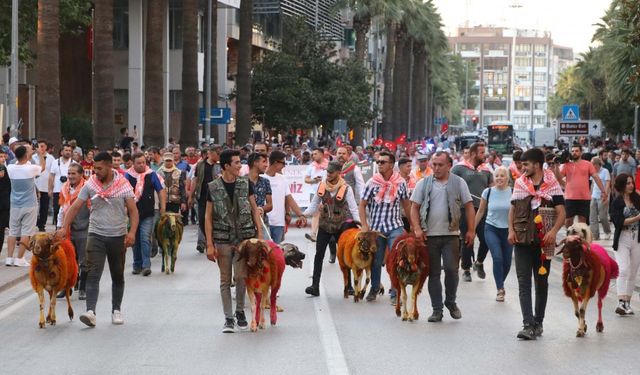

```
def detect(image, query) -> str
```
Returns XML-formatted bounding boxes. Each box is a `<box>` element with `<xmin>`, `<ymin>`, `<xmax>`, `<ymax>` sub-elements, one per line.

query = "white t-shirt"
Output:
<box><xmin>304</xmin><ymin>165</ymin><xmax>326</xmax><ymax>196</ymax></box>
<box><xmin>49</xmin><ymin>158</ymin><xmax>73</xmax><ymax>193</ymax></box>
<box><xmin>7</xmin><ymin>163</ymin><xmax>42</xmax><ymax>208</ymax></box>
<box><xmin>32</xmin><ymin>153</ymin><xmax>53</xmax><ymax>192</ymax></box>
<box><xmin>264</xmin><ymin>173</ymin><xmax>289</xmax><ymax>226</ymax></box>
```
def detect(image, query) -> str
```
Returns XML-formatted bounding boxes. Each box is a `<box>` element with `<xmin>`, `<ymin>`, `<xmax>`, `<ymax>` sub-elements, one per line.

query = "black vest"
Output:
<box><xmin>126</xmin><ymin>174</ymin><xmax>156</xmax><ymax>219</ymax></box>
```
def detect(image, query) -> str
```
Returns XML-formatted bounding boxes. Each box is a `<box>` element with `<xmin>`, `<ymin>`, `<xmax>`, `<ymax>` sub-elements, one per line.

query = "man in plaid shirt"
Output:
<box><xmin>359</xmin><ymin>151</ymin><xmax>411</xmax><ymax>304</ymax></box>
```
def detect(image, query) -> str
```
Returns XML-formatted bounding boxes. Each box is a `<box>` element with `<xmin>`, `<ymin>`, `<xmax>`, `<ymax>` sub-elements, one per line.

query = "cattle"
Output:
<box><xmin>336</xmin><ymin>227</ymin><xmax>379</xmax><ymax>302</ymax></box>
<box><xmin>29</xmin><ymin>233</ymin><xmax>78</xmax><ymax>328</ymax></box>
<box><xmin>558</xmin><ymin>223</ymin><xmax>619</xmax><ymax>337</ymax></box>
<box><xmin>237</xmin><ymin>239</ymin><xmax>286</xmax><ymax>332</ymax></box>
<box><xmin>386</xmin><ymin>234</ymin><xmax>429</xmax><ymax>321</ymax></box>
<box><xmin>155</xmin><ymin>213</ymin><xmax>184</xmax><ymax>274</ymax></box>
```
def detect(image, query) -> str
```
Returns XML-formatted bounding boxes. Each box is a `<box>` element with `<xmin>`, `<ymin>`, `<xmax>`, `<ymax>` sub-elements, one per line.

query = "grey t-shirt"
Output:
<box><xmin>451</xmin><ymin>165</ymin><xmax>493</xmax><ymax>207</ymax></box>
<box><xmin>411</xmin><ymin>176</ymin><xmax>472</xmax><ymax>236</ymax></box>
<box><xmin>78</xmin><ymin>178</ymin><xmax>135</xmax><ymax>237</ymax></box>
<box><xmin>614</xmin><ymin>160</ymin><xmax>636</xmax><ymax>177</ymax></box>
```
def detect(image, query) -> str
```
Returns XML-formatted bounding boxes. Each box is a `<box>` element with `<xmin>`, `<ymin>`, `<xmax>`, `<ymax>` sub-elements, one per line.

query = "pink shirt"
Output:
<box><xmin>560</xmin><ymin>160</ymin><xmax>596</xmax><ymax>200</ymax></box>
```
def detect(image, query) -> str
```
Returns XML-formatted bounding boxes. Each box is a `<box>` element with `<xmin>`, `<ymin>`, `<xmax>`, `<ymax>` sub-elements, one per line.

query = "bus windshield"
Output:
<box><xmin>487</xmin><ymin>122</ymin><xmax>514</xmax><ymax>154</ymax></box>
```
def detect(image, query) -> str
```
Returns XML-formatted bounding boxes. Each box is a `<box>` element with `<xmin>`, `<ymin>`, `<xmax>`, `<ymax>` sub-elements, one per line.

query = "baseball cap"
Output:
<box><xmin>163</xmin><ymin>152</ymin><xmax>174</xmax><ymax>161</ymax></box>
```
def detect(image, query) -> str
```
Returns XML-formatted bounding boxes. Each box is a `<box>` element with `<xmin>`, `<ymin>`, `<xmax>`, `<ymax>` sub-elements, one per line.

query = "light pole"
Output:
<box><xmin>464</xmin><ymin>59</ymin><xmax>469</xmax><ymax>128</ymax></box>
<box><xmin>204</xmin><ymin>0</ymin><xmax>212</xmax><ymax>144</ymax></box>
<box><xmin>8</xmin><ymin>0</ymin><xmax>19</xmax><ymax>135</ymax></box>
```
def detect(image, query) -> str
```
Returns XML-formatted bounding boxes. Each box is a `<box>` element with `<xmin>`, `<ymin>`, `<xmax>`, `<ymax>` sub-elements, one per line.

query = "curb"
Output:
<box><xmin>0</xmin><ymin>272</ymin><xmax>30</xmax><ymax>294</ymax></box>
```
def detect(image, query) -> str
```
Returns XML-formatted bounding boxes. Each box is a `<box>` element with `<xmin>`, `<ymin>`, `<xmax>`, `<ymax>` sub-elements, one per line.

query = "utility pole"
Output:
<box><xmin>204</xmin><ymin>0</ymin><xmax>212</xmax><ymax>144</ymax></box>
<box><xmin>465</xmin><ymin>60</ymin><xmax>469</xmax><ymax>127</ymax></box>
<box><xmin>8</xmin><ymin>0</ymin><xmax>19</xmax><ymax>135</ymax></box>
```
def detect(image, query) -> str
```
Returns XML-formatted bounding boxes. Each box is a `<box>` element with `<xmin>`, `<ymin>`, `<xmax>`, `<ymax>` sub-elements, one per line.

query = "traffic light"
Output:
<box><xmin>472</xmin><ymin>116</ymin><xmax>479</xmax><ymax>127</ymax></box>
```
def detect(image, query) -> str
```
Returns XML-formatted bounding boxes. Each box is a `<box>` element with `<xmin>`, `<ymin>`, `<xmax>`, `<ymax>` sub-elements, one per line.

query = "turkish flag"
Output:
<box><xmin>336</xmin><ymin>138</ymin><xmax>343</xmax><ymax>147</ymax></box>
<box><xmin>373</xmin><ymin>137</ymin><xmax>384</xmax><ymax>146</ymax></box>
<box><xmin>441</xmin><ymin>122</ymin><xmax>449</xmax><ymax>134</ymax></box>
<box><xmin>395</xmin><ymin>133</ymin><xmax>407</xmax><ymax>145</ymax></box>
<box><xmin>383</xmin><ymin>140</ymin><xmax>397</xmax><ymax>151</ymax></box>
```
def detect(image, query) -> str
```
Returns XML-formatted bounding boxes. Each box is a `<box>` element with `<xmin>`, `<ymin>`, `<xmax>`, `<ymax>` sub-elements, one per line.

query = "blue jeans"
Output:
<box><xmin>133</xmin><ymin>216</ymin><xmax>154</xmax><ymax>270</ymax></box>
<box><xmin>371</xmin><ymin>226</ymin><xmax>405</xmax><ymax>298</ymax></box>
<box><xmin>484</xmin><ymin>224</ymin><xmax>513</xmax><ymax>290</ymax></box>
<box><xmin>269</xmin><ymin>226</ymin><xmax>285</xmax><ymax>244</ymax></box>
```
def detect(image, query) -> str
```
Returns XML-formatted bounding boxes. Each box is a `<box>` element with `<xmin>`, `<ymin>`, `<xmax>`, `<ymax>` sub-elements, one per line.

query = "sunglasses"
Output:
<box><xmin>376</xmin><ymin>160</ymin><xmax>390</xmax><ymax>165</ymax></box>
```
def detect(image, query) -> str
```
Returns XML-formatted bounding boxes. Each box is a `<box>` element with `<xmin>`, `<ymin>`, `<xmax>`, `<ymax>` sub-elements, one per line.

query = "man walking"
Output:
<box><xmin>49</xmin><ymin>143</ymin><xmax>74</xmax><ymax>227</ymax></box>
<box><xmin>32</xmin><ymin>140</ymin><xmax>53</xmax><ymax>231</ymax></box>
<box><xmin>337</xmin><ymin>146</ymin><xmax>365</xmax><ymax>200</ymax></box>
<box><xmin>157</xmin><ymin>153</ymin><xmax>187</xmax><ymax>214</ymax></box>
<box><xmin>509</xmin><ymin>148</ymin><xmax>565</xmax><ymax>340</ymax></box>
<box><xmin>204</xmin><ymin>149</ymin><xmax>263</xmax><ymax>333</ymax></box>
<box><xmin>125</xmin><ymin>152</ymin><xmax>166</xmax><ymax>276</ymax></box>
<box><xmin>304</xmin><ymin>147</ymin><xmax>327</xmax><ymax>242</ymax></box>
<box><xmin>190</xmin><ymin>146</ymin><xmax>221</xmax><ymax>253</ymax></box>
<box><xmin>360</xmin><ymin>151</ymin><xmax>411</xmax><ymax>304</ymax></box>
<box><xmin>58</xmin><ymin>152</ymin><xmax>139</xmax><ymax>327</ymax></box>
<box><xmin>451</xmin><ymin>142</ymin><xmax>493</xmax><ymax>282</ymax></box>
<box><xmin>410</xmin><ymin>151</ymin><xmax>474</xmax><ymax>322</ymax></box>
<box><xmin>589</xmin><ymin>157</ymin><xmax>611</xmax><ymax>240</ymax></box>
<box><xmin>6</xmin><ymin>145</ymin><xmax>46</xmax><ymax>266</ymax></box>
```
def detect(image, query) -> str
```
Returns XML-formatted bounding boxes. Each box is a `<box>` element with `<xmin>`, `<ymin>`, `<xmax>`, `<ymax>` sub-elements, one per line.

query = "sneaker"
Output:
<box><xmin>235</xmin><ymin>311</ymin><xmax>248</xmax><ymax>330</ymax></box>
<box><xmin>427</xmin><ymin>311</ymin><xmax>443</xmax><ymax>322</ymax></box>
<box><xmin>78</xmin><ymin>290</ymin><xmax>87</xmax><ymax>300</ymax></box>
<box><xmin>445</xmin><ymin>303</ymin><xmax>462</xmax><ymax>319</ymax></box>
<box><xmin>80</xmin><ymin>310</ymin><xmax>97</xmax><ymax>327</ymax></box>
<box><xmin>624</xmin><ymin>301</ymin><xmax>634</xmax><ymax>315</ymax></box>
<box><xmin>305</xmin><ymin>285</ymin><xmax>320</xmax><ymax>297</ymax></box>
<box><xmin>57</xmin><ymin>289</ymin><xmax>71</xmax><ymax>299</ymax></box>
<box><xmin>329</xmin><ymin>253</ymin><xmax>336</xmax><ymax>264</ymax></box>
<box><xmin>13</xmin><ymin>257</ymin><xmax>30</xmax><ymax>267</ymax></box>
<box><xmin>222</xmin><ymin>318</ymin><xmax>235</xmax><ymax>333</ymax></box>
<box><xmin>475</xmin><ymin>262</ymin><xmax>486</xmax><ymax>279</ymax></box>
<box><xmin>463</xmin><ymin>270</ymin><xmax>472</xmax><ymax>282</ymax></box>
<box><xmin>534</xmin><ymin>322</ymin><xmax>544</xmax><ymax>337</ymax></box>
<box><xmin>196</xmin><ymin>244</ymin><xmax>204</xmax><ymax>253</ymax></box>
<box><xmin>347</xmin><ymin>285</ymin><xmax>355</xmax><ymax>296</ymax></box>
<box><xmin>366</xmin><ymin>289</ymin><xmax>378</xmax><ymax>302</ymax></box>
<box><xmin>305</xmin><ymin>233</ymin><xmax>317</xmax><ymax>242</ymax></box>
<box><xmin>616</xmin><ymin>300</ymin><xmax>627</xmax><ymax>315</ymax></box>
<box><xmin>111</xmin><ymin>310</ymin><xmax>124</xmax><ymax>325</ymax></box>
<box><xmin>496</xmin><ymin>289</ymin><xmax>505</xmax><ymax>302</ymax></box>
<box><xmin>142</xmin><ymin>268</ymin><xmax>151</xmax><ymax>276</ymax></box>
<box><xmin>517</xmin><ymin>325</ymin><xmax>537</xmax><ymax>340</ymax></box>
<box><xmin>4</xmin><ymin>257</ymin><xmax>13</xmax><ymax>266</ymax></box>
<box><xmin>132</xmin><ymin>268</ymin><xmax>142</xmax><ymax>275</ymax></box>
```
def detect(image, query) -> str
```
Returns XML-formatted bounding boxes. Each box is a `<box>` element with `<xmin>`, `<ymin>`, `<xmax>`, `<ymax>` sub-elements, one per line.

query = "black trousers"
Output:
<box><xmin>460</xmin><ymin>207</ymin><xmax>488</xmax><ymax>270</ymax></box>
<box><xmin>52</xmin><ymin>192</ymin><xmax>60</xmax><ymax>226</ymax></box>
<box><xmin>197</xmin><ymin>199</ymin><xmax>207</xmax><ymax>246</ymax></box>
<box><xmin>312</xmin><ymin>228</ymin><xmax>338</xmax><ymax>286</ymax></box>
<box><xmin>514</xmin><ymin>245</ymin><xmax>551</xmax><ymax>326</ymax></box>
<box><xmin>37</xmin><ymin>193</ymin><xmax>50</xmax><ymax>231</ymax></box>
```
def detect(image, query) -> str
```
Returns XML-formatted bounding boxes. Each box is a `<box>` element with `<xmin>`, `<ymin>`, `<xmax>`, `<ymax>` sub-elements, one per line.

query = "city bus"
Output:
<box><xmin>487</xmin><ymin>121</ymin><xmax>514</xmax><ymax>154</ymax></box>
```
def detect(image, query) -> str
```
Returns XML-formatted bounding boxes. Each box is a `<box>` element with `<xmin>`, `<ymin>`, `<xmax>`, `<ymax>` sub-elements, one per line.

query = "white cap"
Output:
<box><xmin>8</xmin><ymin>137</ymin><xmax>18</xmax><ymax>146</ymax></box>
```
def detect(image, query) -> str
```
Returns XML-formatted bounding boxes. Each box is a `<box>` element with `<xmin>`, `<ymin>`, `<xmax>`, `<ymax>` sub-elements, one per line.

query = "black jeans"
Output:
<box><xmin>52</xmin><ymin>192</ymin><xmax>60</xmax><ymax>226</ymax></box>
<box><xmin>197</xmin><ymin>198</ymin><xmax>207</xmax><ymax>246</ymax></box>
<box><xmin>37</xmin><ymin>193</ymin><xmax>50</xmax><ymax>231</ymax></box>
<box><xmin>312</xmin><ymin>228</ymin><xmax>338</xmax><ymax>286</ymax></box>
<box><xmin>514</xmin><ymin>245</ymin><xmax>551</xmax><ymax>326</ymax></box>
<box><xmin>427</xmin><ymin>236</ymin><xmax>461</xmax><ymax>312</ymax></box>
<box><xmin>85</xmin><ymin>234</ymin><xmax>126</xmax><ymax>313</ymax></box>
<box><xmin>460</xmin><ymin>207</ymin><xmax>488</xmax><ymax>270</ymax></box>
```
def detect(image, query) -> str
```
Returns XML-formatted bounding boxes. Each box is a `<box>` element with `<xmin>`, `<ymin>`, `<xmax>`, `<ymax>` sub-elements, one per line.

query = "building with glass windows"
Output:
<box><xmin>449</xmin><ymin>26</ymin><xmax>574</xmax><ymax>132</ymax></box>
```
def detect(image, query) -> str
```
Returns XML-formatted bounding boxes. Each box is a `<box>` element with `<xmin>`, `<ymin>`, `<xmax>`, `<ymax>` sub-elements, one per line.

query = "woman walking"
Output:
<box><xmin>475</xmin><ymin>166</ymin><xmax>512</xmax><ymax>301</ymax></box>
<box><xmin>610</xmin><ymin>173</ymin><xmax>640</xmax><ymax>315</ymax></box>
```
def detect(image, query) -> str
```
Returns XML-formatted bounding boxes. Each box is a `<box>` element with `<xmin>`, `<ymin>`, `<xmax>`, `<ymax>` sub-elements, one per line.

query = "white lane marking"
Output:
<box><xmin>307</xmin><ymin>248</ymin><xmax>350</xmax><ymax>375</ymax></box>
<box><xmin>0</xmin><ymin>292</ymin><xmax>35</xmax><ymax>321</ymax></box>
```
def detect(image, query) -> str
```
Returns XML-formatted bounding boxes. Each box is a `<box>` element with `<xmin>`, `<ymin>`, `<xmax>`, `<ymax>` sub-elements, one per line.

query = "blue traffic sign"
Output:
<box><xmin>199</xmin><ymin>107</ymin><xmax>231</xmax><ymax>124</ymax></box>
<box><xmin>562</xmin><ymin>105</ymin><xmax>580</xmax><ymax>121</ymax></box>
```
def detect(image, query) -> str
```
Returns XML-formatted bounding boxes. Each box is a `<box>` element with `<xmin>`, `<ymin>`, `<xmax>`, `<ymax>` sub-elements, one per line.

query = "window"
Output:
<box><xmin>534</xmin><ymin>72</ymin><xmax>546</xmax><ymax>82</ymax></box>
<box><xmin>534</xmin><ymin>57</ymin><xmax>547</xmax><ymax>67</ymax></box>
<box><xmin>484</xmin><ymin>100</ymin><xmax>507</xmax><ymax>111</ymax></box>
<box><xmin>169</xmin><ymin>0</ymin><xmax>183</xmax><ymax>50</ymax></box>
<box><xmin>534</xmin><ymin>116</ymin><xmax>546</xmax><ymax>125</ymax></box>
<box><xmin>515</xmin><ymin>57</ymin><xmax>531</xmax><ymax>67</ymax></box>
<box><xmin>534</xmin><ymin>86</ymin><xmax>546</xmax><ymax>97</ymax></box>
<box><xmin>534</xmin><ymin>101</ymin><xmax>546</xmax><ymax>111</ymax></box>
<box><xmin>170</xmin><ymin>90</ymin><xmax>182</xmax><ymax>112</ymax></box>
<box><xmin>515</xmin><ymin>44</ymin><xmax>531</xmax><ymax>56</ymax></box>
<box><xmin>515</xmin><ymin>86</ymin><xmax>531</xmax><ymax>97</ymax></box>
<box><xmin>513</xmin><ymin>115</ymin><xmax>529</xmax><ymax>126</ymax></box>
<box><xmin>483</xmin><ymin>85</ymin><xmax>508</xmax><ymax>98</ymax></box>
<box><xmin>514</xmin><ymin>101</ymin><xmax>531</xmax><ymax>111</ymax></box>
<box><xmin>483</xmin><ymin>57</ymin><xmax>509</xmax><ymax>71</ymax></box>
<box><xmin>113</xmin><ymin>0</ymin><xmax>129</xmax><ymax>49</ymax></box>
<box><xmin>483</xmin><ymin>115</ymin><xmax>507</xmax><ymax>125</ymax></box>
<box><xmin>114</xmin><ymin>89</ymin><xmax>128</xmax><ymax>111</ymax></box>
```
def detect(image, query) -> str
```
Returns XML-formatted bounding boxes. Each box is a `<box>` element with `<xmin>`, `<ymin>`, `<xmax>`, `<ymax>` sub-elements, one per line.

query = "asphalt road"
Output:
<box><xmin>0</xmin><ymin>226</ymin><xmax>638</xmax><ymax>375</ymax></box>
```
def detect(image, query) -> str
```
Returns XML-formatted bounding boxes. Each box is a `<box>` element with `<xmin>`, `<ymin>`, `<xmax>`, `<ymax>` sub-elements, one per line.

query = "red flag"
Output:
<box><xmin>373</xmin><ymin>137</ymin><xmax>384</xmax><ymax>146</ymax></box>
<box><xmin>383</xmin><ymin>140</ymin><xmax>397</xmax><ymax>151</ymax></box>
<box><xmin>336</xmin><ymin>138</ymin><xmax>343</xmax><ymax>147</ymax></box>
<box><xmin>441</xmin><ymin>122</ymin><xmax>449</xmax><ymax>134</ymax></box>
<box><xmin>395</xmin><ymin>133</ymin><xmax>407</xmax><ymax>145</ymax></box>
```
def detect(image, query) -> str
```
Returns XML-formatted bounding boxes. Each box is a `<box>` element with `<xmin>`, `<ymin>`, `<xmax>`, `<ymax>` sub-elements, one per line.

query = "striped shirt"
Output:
<box><xmin>361</xmin><ymin>180</ymin><xmax>408</xmax><ymax>233</ymax></box>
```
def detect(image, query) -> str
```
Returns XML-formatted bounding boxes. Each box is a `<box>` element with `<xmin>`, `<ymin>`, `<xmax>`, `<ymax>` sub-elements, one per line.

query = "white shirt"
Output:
<box><xmin>32</xmin><ymin>153</ymin><xmax>54</xmax><ymax>192</ymax></box>
<box><xmin>264</xmin><ymin>173</ymin><xmax>289</xmax><ymax>227</ymax></box>
<box><xmin>49</xmin><ymin>157</ymin><xmax>73</xmax><ymax>193</ymax></box>
<box><xmin>304</xmin><ymin>164</ymin><xmax>326</xmax><ymax>196</ymax></box>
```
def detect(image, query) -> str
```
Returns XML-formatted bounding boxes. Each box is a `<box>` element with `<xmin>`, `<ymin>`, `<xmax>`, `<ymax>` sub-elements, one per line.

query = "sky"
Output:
<box><xmin>433</xmin><ymin>0</ymin><xmax>613</xmax><ymax>54</ymax></box>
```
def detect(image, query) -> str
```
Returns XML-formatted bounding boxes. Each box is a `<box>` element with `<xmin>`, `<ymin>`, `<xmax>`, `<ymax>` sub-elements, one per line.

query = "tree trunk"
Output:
<box><xmin>391</xmin><ymin>25</ymin><xmax>410</xmax><ymax>138</ymax></box>
<box><xmin>351</xmin><ymin>14</ymin><xmax>370</xmax><ymax>148</ymax></box>
<box><xmin>235</xmin><ymin>0</ymin><xmax>253</xmax><ymax>146</ymax></box>
<box><xmin>180</xmin><ymin>0</ymin><xmax>199</xmax><ymax>147</ymax></box>
<box><xmin>144</xmin><ymin>0</ymin><xmax>166</xmax><ymax>147</ymax></box>
<box><xmin>425</xmin><ymin>59</ymin><xmax>433</xmax><ymax>137</ymax></box>
<box><xmin>203</xmin><ymin>0</ymin><xmax>219</xmax><ymax>143</ymax></box>
<box><xmin>418</xmin><ymin>61</ymin><xmax>428</xmax><ymax>137</ymax></box>
<box><xmin>36</xmin><ymin>0</ymin><xmax>61</xmax><ymax>148</ymax></box>
<box><xmin>381</xmin><ymin>20</ymin><xmax>396</xmax><ymax>139</ymax></box>
<box><xmin>411</xmin><ymin>45</ymin><xmax>426</xmax><ymax>140</ymax></box>
<box><xmin>94</xmin><ymin>0</ymin><xmax>115</xmax><ymax>149</ymax></box>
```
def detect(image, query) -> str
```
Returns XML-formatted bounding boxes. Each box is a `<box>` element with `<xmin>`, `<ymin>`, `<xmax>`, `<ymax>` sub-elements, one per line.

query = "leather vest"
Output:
<box><xmin>162</xmin><ymin>169</ymin><xmax>183</xmax><ymax>204</ymax></box>
<box><xmin>318</xmin><ymin>183</ymin><xmax>350</xmax><ymax>233</ymax></box>
<box><xmin>208</xmin><ymin>176</ymin><xmax>256</xmax><ymax>244</ymax></box>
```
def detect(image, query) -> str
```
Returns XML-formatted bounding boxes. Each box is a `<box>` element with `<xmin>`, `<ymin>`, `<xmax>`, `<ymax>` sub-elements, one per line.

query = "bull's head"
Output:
<box><xmin>395</xmin><ymin>236</ymin><xmax>418</xmax><ymax>272</ymax></box>
<box><xmin>29</xmin><ymin>233</ymin><xmax>55</xmax><ymax>259</ymax></box>
<box><xmin>556</xmin><ymin>235</ymin><xmax>587</xmax><ymax>267</ymax></box>
<box><xmin>356</xmin><ymin>231</ymin><xmax>378</xmax><ymax>261</ymax></box>
<box><xmin>238</xmin><ymin>239</ymin><xmax>269</xmax><ymax>273</ymax></box>
<box><xmin>163</xmin><ymin>213</ymin><xmax>182</xmax><ymax>232</ymax></box>
<box><xmin>281</xmin><ymin>243</ymin><xmax>305</xmax><ymax>268</ymax></box>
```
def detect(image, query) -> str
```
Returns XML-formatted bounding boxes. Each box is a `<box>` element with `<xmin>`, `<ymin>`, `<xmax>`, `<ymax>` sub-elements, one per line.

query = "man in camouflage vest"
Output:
<box><xmin>205</xmin><ymin>149</ymin><xmax>263</xmax><ymax>334</ymax></box>
<box><xmin>157</xmin><ymin>153</ymin><xmax>187</xmax><ymax>214</ymax></box>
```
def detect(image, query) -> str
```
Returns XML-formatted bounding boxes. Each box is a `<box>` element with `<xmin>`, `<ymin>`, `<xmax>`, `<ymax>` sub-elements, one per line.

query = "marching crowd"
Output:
<box><xmin>0</xmin><ymin>131</ymin><xmax>639</xmax><ymax>340</ymax></box>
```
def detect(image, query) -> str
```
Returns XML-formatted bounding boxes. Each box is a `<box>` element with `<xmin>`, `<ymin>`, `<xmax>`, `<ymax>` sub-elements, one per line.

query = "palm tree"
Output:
<box><xmin>94</xmin><ymin>0</ymin><xmax>115</xmax><ymax>149</ymax></box>
<box><xmin>36</xmin><ymin>0</ymin><xmax>61</xmax><ymax>147</ymax></box>
<box><xmin>203</xmin><ymin>0</ymin><xmax>219</xmax><ymax>142</ymax></box>
<box><xmin>381</xmin><ymin>18</ymin><xmax>396</xmax><ymax>139</ymax></box>
<box><xmin>144</xmin><ymin>0</ymin><xmax>166</xmax><ymax>147</ymax></box>
<box><xmin>180</xmin><ymin>0</ymin><xmax>199</xmax><ymax>146</ymax></box>
<box><xmin>235</xmin><ymin>0</ymin><xmax>253</xmax><ymax>146</ymax></box>
<box><xmin>391</xmin><ymin>21</ymin><xmax>411</xmax><ymax>138</ymax></box>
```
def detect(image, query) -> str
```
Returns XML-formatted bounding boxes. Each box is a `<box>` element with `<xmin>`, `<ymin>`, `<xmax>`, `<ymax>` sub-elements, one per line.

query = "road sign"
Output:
<box><xmin>562</xmin><ymin>105</ymin><xmax>580</xmax><ymax>121</ymax></box>
<box><xmin>589</xmin><ymin>119</ymin><xmax>602</xmax><ymax>137</ymax></box>
<box><xmin>559</xmin><ymin>121</ymin><xmax>589</xmax><ymax>136</ymax></box>
<box><xmin>199</xmin><ymin>107</ymin><xmax>231</xmax><ymax>124</ymax></box>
